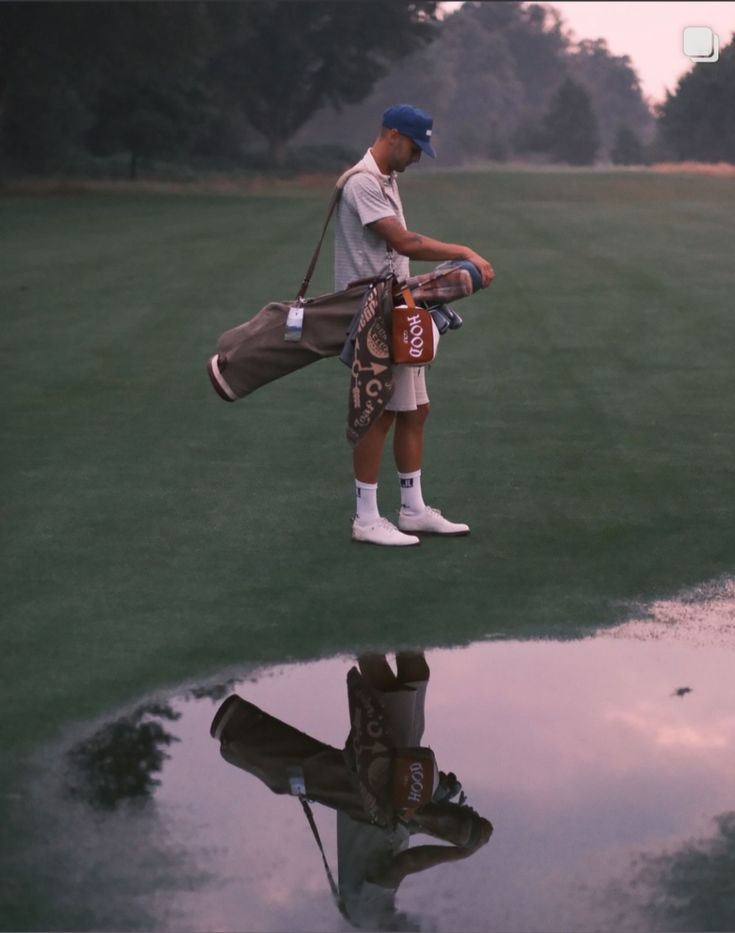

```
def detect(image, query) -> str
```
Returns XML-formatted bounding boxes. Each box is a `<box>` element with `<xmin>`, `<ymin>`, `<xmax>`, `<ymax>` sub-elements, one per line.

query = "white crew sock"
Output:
<box><xmin>399</xmin><ymin>470</ymin><xmax>426</xmax><ymax>514</ymax></box>
<box><xmin>355</xmin><ymin>481</ymin><xmax>380</xmax><ymax>523</ymax></box>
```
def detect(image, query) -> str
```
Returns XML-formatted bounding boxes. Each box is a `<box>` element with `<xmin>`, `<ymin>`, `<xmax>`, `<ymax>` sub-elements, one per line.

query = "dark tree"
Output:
<box><xmin>87</xmin><ymin>80</ymin><xmax>207</xmax><ymax>180</ymax></box>
<box><xmin>297</xmin><ymin>1</ymin><xmax>652</xmax><ymax>168</ymax></box>
<box><xmin>657</xmin><ymin>34</ymin><xmax>735</xmax><ymax>163</ymax></box>
<box><xmin>207</xmin><ymin>1</ymin><xmax>438</xmax><ymax>166</ymax></box>
<box><xmin>543</xmin><ymin>75</ymin><xmax>600</xmax><ymax>165</ymax></box>
<box><xmin>569</xmin><ymin>38</ymin><xmax>654</xmax><ymax>159</ymax></box>
<box><xmin>495</xmin><ymin>2</ymin><xmax>569</xmax><ymax>114</ymax></box>
<box><xmin>0</xmin><ymin>3</ymin><xmax>95</xmax><ymax>173</ymax></box>
<box><xmin>611</xmin><ymin>123</ymin><xmax>645</xmax><ymax>165</ymax></box>
<box><xmin>0</xmin><ymin>2</ymin><xmax>212</xmax><ymax>178</ymax></box>
<box><xmin>82</xmin><ymin>3</ymin><xmax>213</xmax><ymax>179</ymax></box>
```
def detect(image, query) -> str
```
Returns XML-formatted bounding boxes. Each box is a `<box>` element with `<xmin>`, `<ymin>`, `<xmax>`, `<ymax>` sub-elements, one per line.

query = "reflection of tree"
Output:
<box><xmin>188</xmin><ymin>681</ymin><xmax>238</xmax><ymax>702</ymax></box>
<box><xmin>64</xmin><ymin>703</ymin><xmax>180</xmax><ymax>809</ymax></box>
<box><xmin>62</xmin><ymin>675</ymin><xmax>254</xmax><ymax>809</ymax></box>
<box><xmin>629</xmin><ymin>811</ymin><xmax>735</xmax><ymax>931</ymax></box>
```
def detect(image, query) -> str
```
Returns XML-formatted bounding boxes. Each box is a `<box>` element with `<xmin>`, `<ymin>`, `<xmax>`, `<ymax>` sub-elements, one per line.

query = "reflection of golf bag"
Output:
<box><xmin>345</xmin><ymin>667</ymin><xmax>438</xmax><ymax>828</ymax></box>
<box><xmin>214</xmin><ymin>695</ymin><xmax>368</xmax><ymax>820</ymax></box>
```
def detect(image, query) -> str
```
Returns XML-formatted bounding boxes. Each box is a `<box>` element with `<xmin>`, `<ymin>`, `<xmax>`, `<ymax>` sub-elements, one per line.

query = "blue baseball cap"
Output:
<box><xmin>382</xmin><ymin>104</ymin><xmax>436</xmax><ymax>158</ymax></box>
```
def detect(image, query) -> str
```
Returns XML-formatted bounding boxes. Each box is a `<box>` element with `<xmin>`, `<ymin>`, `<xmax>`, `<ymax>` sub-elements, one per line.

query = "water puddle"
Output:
<box><xmin>15</xmin><ymin>583</ymin><xmax>735</xmax><ymax>931</ymax></box>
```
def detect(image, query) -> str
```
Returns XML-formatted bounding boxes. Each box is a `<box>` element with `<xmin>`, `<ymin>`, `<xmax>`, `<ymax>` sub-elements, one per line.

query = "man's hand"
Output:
<box><xmin>464</xmin><ymin>816</ymin><xmax>493</xmax><ymax>852</ymax></box>
<box><xmin>462</xmin><ymin>250</ymin><xmax>495</xmax><ymax>288</ymax></box>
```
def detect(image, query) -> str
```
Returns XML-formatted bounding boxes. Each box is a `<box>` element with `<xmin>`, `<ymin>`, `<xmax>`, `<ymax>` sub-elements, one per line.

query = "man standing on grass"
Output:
<box><xmin>335</xmin><ymin>104</ymin><xmax>494</xmax><ymax>547</ymax></box>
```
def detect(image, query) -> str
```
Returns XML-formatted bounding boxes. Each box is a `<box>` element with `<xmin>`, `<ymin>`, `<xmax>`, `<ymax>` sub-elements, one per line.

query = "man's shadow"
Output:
<box><xmin>211</xmin><ymin>651</ymin><xmax>493</xmax><ymax>930</ymax></box>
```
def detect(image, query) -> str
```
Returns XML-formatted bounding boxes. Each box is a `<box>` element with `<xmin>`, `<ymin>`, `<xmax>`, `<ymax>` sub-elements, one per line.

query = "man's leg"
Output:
<box><xmin>393</xmin><ymin>405</ymin><xmax>430</xmax><ymax>474</ymax></box>
<box><xmin>353</xmin><ymin>410</ymin><xmax>395</xmax><ymax>486</ymax></box>
<box><xmin>358</xmin><ymin>652</ymin><xmax>429</xmax><ymax>689</ymax></box>
<box><xmin>393</xmin><ymin>372</ymin><xmax>470</xmax><ymax>537</ymax></box>
<box><xmin>351</xmin><ymin>410</ymin><xmax>420</xmax><ymax>547</ymax></box>
<box><xmin>395</xmin><ymin>651</ymin><xmax>430</xmax><ymax>685</ymax></box>
<box><xmin>358</xmin><ymin>653</ymin><xmax>397</xmax><ymax>690</ymax></box>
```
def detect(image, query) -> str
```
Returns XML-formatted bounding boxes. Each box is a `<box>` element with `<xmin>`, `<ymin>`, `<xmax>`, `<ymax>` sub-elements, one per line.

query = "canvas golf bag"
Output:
<box><xmin>208</xmin><ymin>280</ymin><xmax>374</xmax><ymax>401</ymax></box>
<box><xmin>207</xmin><ymin>263</ymin><xmax>479</xmax><ymax>399</ymax></box>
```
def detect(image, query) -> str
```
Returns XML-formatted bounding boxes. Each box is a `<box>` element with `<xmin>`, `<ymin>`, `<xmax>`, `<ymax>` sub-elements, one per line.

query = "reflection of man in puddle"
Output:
<box><xmin>211</xmin><ymin>651</ymin><xmax>492</xmax><ymax>929</ymax></box>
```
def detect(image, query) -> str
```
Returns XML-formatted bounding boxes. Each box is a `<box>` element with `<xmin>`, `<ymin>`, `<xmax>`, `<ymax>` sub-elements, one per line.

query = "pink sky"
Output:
<box><xmin>545</xmin><ymin>2</ymin><xmax>735</xmax><ymax>105</ymax></box>
<box><xmin>442</xmin><ymin>2</ymin><xmax>735</xmax><ymax>106</ymax></box>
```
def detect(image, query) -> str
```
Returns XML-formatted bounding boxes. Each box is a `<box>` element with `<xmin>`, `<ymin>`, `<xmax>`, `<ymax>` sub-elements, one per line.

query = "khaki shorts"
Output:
<box><xmin>378</xmin><ymin>680</ymin><xmax>428</xmax><ymax>746</ymax></box>
<box><xmin>385</xmin><ymin>365</ymin><xmax>429</xmax><ymax>412</ymax></box>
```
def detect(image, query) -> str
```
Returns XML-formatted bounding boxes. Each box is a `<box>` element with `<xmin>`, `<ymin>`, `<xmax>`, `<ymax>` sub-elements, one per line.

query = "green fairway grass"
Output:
<box><xmin>2</xmin><ymin>170</ymin><xmax>734</xmax><ymax>776</ymax></box>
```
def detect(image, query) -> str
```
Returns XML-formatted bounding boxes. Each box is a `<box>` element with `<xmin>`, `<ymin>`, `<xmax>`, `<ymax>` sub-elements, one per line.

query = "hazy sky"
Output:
<box><xmin>550</xmin><ymin>2</ymin><xmax>735</xmax><ymax>104</ymax></box>
<box><xmin>442</xmin><ymin>2</ymin><xmax>735</xmax><ymax>106</ymax></box>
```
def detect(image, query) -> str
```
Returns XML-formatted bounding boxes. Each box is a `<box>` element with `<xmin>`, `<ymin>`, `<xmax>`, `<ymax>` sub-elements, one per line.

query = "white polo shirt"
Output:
<box><xmin>334</xmin><ymin>149</ymin><xmax>411</xmax><ymax>291</ymax></box>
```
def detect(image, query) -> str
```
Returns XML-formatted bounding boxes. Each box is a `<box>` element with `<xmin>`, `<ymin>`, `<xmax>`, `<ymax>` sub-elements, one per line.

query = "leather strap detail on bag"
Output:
<box><xmin>391</xmin><ymin>287</ymin><xmax>438</xmax><ymax>365</ymax></box>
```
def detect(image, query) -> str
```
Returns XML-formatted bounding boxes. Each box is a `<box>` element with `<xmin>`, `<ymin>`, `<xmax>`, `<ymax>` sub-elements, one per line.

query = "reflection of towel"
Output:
<box><xmin>344</xmin><ymin>666</ymin><xmax>430</xmax><ymax>827</ymax></box>
<box><xmin>345</xmin><ymin>666</ymin><xmax>396</xmax><ymax>827</ymax></box>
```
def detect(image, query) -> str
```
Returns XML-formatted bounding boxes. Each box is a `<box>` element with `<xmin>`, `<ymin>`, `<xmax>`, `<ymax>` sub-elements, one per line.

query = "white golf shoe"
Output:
<box><xmin>398</xmin><ymin>506</ymin><xmax>470</xmax><ymax>536</ymax></box>
<box><xmin>352</xmin><ymin>516</ymin><xmax>420</xmax><ymax>547</ymax></box>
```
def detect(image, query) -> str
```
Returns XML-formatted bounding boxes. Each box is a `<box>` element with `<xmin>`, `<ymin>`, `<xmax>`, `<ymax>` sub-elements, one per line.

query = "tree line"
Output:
<box><xmin>1</xmin><ymin>1</ymin><xmax>732</xmax><ymax>181</ymax></box>
<box><xmin>0</xmin><ymin>1</ymin><xmax>439</xmax><ymax>179</ymax></box>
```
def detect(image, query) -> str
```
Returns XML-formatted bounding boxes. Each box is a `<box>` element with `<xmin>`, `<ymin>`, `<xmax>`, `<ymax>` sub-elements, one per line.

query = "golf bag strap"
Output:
<box><xmin>295</xmin><ymin>165</ymin><xmax>374</xmax><ymax>302</ymax></box>
<box><xmin>299</xmin><ymin>797</ymin><xmax>347</xmax><ymax>916</ymax></box>
<box><xmin>400</xmin><ymin>286</ymin><xmax>416</xmax><ymax>309</ymax></box>
<box><xmin>296</xmin><ymin>186</ymin><xmax>341</xmax><ymax>302</ymax></box>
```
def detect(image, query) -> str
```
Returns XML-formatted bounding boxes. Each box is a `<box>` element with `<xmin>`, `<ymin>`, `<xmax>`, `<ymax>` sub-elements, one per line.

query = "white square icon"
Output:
<box><xmin>683</xmin><ymin>26</ymin><xmax>720</xmax><ymax>62</ymax></box>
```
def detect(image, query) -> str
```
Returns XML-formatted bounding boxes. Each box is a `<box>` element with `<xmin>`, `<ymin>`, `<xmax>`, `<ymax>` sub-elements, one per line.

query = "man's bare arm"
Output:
<box><xmin>369</xmin><ymin>843</ymin><xmax>475</xmax><ymax>888</ymax></box>
<box><xmin>369</xmin><ymin>216</ymin><xmax>495</xmax><ymax>287</ymax></box>
<box><xmin>368</xmin><ymin>811</ymin><xmax>493</xmax><ymax>888</ymax></box>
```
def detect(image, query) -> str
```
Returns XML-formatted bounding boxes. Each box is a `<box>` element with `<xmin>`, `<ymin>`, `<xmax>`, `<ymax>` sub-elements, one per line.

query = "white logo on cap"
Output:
<box><xmin>426</xmin><ymin>129</ymin><xmax>432</xmax><ymax>137</ymax></box>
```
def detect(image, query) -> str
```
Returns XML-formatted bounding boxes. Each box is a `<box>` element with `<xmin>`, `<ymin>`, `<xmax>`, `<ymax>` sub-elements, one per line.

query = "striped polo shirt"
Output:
<box><xmin>334</xmin><ymin>149</ymin><xmax>411</xmax><ymax>291</ymax></box>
